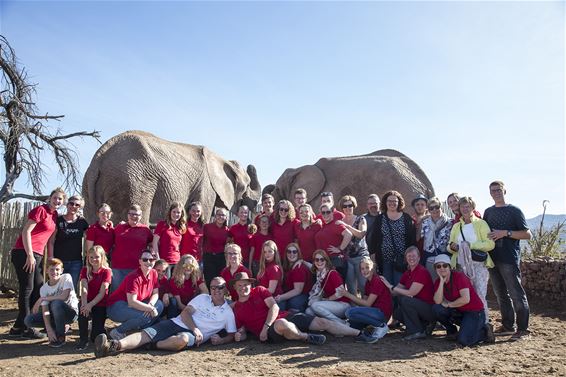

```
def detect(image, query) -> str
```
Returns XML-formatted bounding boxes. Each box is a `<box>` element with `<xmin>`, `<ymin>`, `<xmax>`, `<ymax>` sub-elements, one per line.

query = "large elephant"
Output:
<box><xmin>267</xmin><ymin>149</ymin><xmax>434</xmax><ymax>216</ymax></box>
<box><xmin>82</xmin><ymin>131</ymin><xmax>261</xmax><ymax>225</ymax></box>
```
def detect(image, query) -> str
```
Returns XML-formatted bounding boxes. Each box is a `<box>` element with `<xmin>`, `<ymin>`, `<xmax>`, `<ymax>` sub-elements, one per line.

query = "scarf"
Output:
<box><xmin>309</xmin><ymin>267</ymin><xmax>328</xmax><ymax>300</ymax></box>
<box><xmin>423</xmin><ymin>214</ymin><xmax>450</xmax><ymax>254</ymax></box>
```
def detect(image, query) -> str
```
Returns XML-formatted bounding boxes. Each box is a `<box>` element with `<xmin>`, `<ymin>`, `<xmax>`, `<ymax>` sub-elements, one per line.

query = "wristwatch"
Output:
<box><xmin>507</xmin><ymin>230</ymin><xmax>512</xmax><ymax>237</ymax></box>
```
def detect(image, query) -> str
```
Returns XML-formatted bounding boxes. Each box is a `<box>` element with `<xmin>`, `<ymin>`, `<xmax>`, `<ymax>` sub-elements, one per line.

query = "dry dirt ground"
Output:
<box><xmin>0</xmin><ymin>293</ymin><xmax>564</xmax><ymax>377</ymax></box>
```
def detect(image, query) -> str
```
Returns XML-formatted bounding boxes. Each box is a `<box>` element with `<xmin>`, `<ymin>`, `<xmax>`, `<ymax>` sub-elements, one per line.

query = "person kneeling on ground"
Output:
<box><xmin>24</xmin><ymin>258</ymin><xmax>79</xmax><ymax>347</ymax></box>
<box><xmin>94</xmin><ymin>276</ymin><xmax>236</xmax><ymax>357</ymax></box>
<box><xmin>231</xmin><ymin>272</ymin><xmax>379</xmax><ymax>345</ymax></box>
<box><xmin>432</xmin><ymin>254</ymin><xmax>495</xmax><ymax>346</ymax></box>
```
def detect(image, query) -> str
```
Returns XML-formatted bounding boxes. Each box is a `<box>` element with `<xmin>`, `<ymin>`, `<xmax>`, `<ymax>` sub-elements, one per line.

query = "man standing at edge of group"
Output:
<box><xmin>483</xmin><ymin>180</ymin><xmax>532</xmax><ymax>341</ymax></box>
<box><xmin>364</xmin><ymin>194</ymin><xmax>380</xmax><ymax>261</ymax></box>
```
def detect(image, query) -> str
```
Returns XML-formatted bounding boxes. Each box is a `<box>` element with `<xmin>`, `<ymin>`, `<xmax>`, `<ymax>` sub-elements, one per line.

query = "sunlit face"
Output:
<box><xmin>386</xmin><ymin>196</ymin><xmax>399</xmax><ymax>212</ymax></box>
<box><xmin>139</xmin><ymin>252</ymin><xmax>155</xmax><ymax>271</ymax></box>
<box><xmin>313</xmin><ymin>254</ymin><xmax>327</xmax><ymax>270</ymax></box>
<box><xmin>238</xmin><ymin>207</ymin><xmax>249</xmax><ymax>222</ymax></box>
<box><xmin>259</xmin><ymin>217</ymin><xmax>270</xmax><ymax>232</ymax></box>
<box><xmin>460</xmin><ymin>202</ymin><xmax>473</xmax><ymax>218</ymax></box>
<box><xmin>262</xmin><ymin>198</ymin><xmax>274</xmax><ymax>211</ymax></box>
<box><xmin>367</xmin><ymin>198</ymin><xmax>379</xmax><ymax>215</ymax></box>
<box><xmin>413</xmin><ymin>200</ymin><xmax>427</xmax><ymax>216</ymax></box>
<box><xmin>215</xmin><ymin>210</ymin><xmax>227</xmax><ymax>225</ymax></box>
<box><xmin>320</xmin><ymin>205</ymin><xmax>333</xmax><ymax>223</ymax></box>
<box><xmin>170</xmin><ymin>207</ymin><xmax>183</xmax><ymax>223</ymax></box>
<box><xmin>235</xmin><ymin>280</ymin><xmax>252</xmax><ymax>298</ymax></box>
<box><xmin>294</xmin><ymin>193</ymin><xmax>306</xmax><ymax>207</ymax></box>
<box><xmin>210</xmin><ymin>279</ymin><xmax>226</xmax><ymax>299</ymax></box>
<box><xmin>128</xmin><ymin>210</ymin><xmax>142</xmax><ymax>226</ymax></box>
<box><xmin>428</xmin><ymin>203</ymin><xmax>442</xmax><ymax>220</ymax></box>
<box><xmin>405</xmin><ymin>250</ymin><xmax>420</xmax><ymax>268</ymax></box>
<box><xmin>286</xmin><ymin>247</ymin><xmax>299</xmax><ymax>262</ymax></box>
<box><xmin>321</xmin><ymin>196</ymin><xmax>333</xmax><ymax>206</ymax></box>
<box><xmin>88</xmin><ymin>251</ymin><xmax>102</xmax><ymax>268</ymax></box>
<box><xmin>226</xmin><ymin>247</ymin><xmax>241</xmax><ymax>265</ymax></box>
<box><xmin>342</xmin><ymin>201</ymin><xmax>355</xmax><ymax>213</ymax></box>
<box><xmin>98</xmin><ymin>206</ymin><xmax>112</xmax><ymax>223</ymax></box>
<box><xmin>490</xmin><ymin>185</ymin><xmax>505</xmax><ymax>203</ymax></box>
<box><xmin>360</xmin><ymin>262</ymin><xmax>372</xmax><ymax>279</ymax></box>
<box><xmin>189</xmin><ymin>205</ymin><xmax>202</xmax><ymax>221</ymax></box>
<box><xmin>278</xmin><ymin>204</ymin><xmax>290</xmax><ymax>219</ymax></box>
<box><xmin>447</xmin><ymin>196</ymin><xmax>459</xmax><ymax>214</ymax></box>
<box><xmin>47</xmin><ymin>264</ymin><xmax>63</xmax><ymax>281</ymax></box>
<box><xmin>66</xmin><ymin>199</ymin><xmax>82</xmax><ymax>214</ymax></box>
<box><xmin>435</xmin><ymin>263</ymin><xmax>451</xmax><ymax>279</ymax></box>
<box><xmin>49</xmin><ymin>193</ymin><xmax>65</xmax><ymax>210</ymax></box>
<box><xmin>299</xmin><ymin>207</ymin><xmax>311</xmax><ymax>222</ymax></box>
<box><xmin>154</xmin><ymin>264</ymin><xmax>167</xmax><ymax>279</ymax></box>
<box><xmin>263</xmin><ymin>246</ymin><xmax>275</xmax><ymax>262</ymax></box>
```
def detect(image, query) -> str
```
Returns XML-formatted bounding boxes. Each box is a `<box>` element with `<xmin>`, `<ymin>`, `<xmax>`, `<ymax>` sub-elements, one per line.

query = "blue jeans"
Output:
<box><xmin>111</xmin><ymin>268</ymin><xmax>133</xmax><ymax>292</ymax></box>
<box><xmin>433</xmin><ymin>304</ymin><xmax>487</xmax><ymax>346</ymax></box>
<box><xmin>62</xmin><ymin>260</ymin><xmax>83</xmax><ymax>291</ymax></box>
<box><xmin>24</xmin><ymin>300</ymin><xmax>77</xmax><ymax>337</ymax></box>
<box><xmin>107</xmin><ymin>300</ymin><xmax>164</xmax><ymax>333</ymax></box>
<box><xmin>278</xmin><ymin>294</ymin><xmax>308</xmax><ymax>312</ymax></box>
<box><xmin>345</xmin><ymin>306</ymin><xmax>387</xmax><ymax>330</ymax></box>
<box><xmin>489</xmin><ymin>262</ymin><xmax>530</xmax><ymax>331</ymax></box>
<box><xmin>346</xmin><ymin>254</ymin><xmax>368</xmax><ymax>295</ymax></box>
<box><xmin>382</xmin><ymin>261</ymin><xmax>403</xmax><ymax>287</ymax></box>
<box><xmin>167</xmin><ymin>297</ymin><xmax>181</xmax><ymax>319</ymax></box>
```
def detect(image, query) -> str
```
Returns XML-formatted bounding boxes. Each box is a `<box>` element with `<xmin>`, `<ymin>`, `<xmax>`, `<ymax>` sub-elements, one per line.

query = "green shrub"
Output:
<box><xmin>522</xmin><ymin>201</ymin><xmax>565</xmax><ymax>259</ymax></box>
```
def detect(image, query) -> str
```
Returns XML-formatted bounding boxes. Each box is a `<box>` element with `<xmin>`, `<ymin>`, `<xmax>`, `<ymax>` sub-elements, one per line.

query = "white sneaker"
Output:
<box><xmin>109</xmin><ymin>328</ymin><xmax>126</xmax><ymax>341</ymax></box>
<box><xmin>372</xmin><ymin>324</ymin><xmax>389</xmax><ymax>340</ymax></box>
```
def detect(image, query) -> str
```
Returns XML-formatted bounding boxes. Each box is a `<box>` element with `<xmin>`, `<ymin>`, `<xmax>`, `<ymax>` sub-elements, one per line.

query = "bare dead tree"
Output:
<box><xmin>0</xmin><ymin>35</ymin><xmax>100</xmax><ymax>202</ymax></box>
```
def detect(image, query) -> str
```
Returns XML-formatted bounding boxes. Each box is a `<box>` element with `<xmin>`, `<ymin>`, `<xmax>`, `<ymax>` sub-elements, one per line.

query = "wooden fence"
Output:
<box><xmin>0</xmin><ymin>201</ymin><xmax>42</xmax><ymax>291</ymax></box>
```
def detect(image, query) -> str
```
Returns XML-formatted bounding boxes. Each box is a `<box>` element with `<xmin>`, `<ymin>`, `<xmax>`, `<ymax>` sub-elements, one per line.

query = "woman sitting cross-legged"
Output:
<box><xmin>432</xmin><ymin>254</ymin><xmax>495</xmax><ymax>346</ymax></box>
<box><xmin>24</xmin><ymin>258</ymin><xmax>79</xmax><ymax>348</ymax></box>
<box><xmin>106</xmin><ymin>249</ymin><xmax>164</xmax><ymax>340</ymax></box>
<box><xmin>274</xmin><ymin>243</ymin><xmax>313</xmax><ymax>312</ymax></box>
<box><xmin>338</xmin><ymin>256</ymin><xmax>392</xmax><ymax>342</ymax></box>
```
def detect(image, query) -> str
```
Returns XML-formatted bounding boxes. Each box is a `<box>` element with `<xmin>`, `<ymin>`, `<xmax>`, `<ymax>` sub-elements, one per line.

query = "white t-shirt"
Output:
<box><xmin>171</xmin><ymin>294</ymin><xmax>236</xmax><ymax>343</ymax></box>
<box><xmin>458</xmin><ymin>223</ymin><xmax>478</xmax><ymax>244</ymax></box>
<box><xmin>39</xmin><ymin>273</ymin><xmax>79</xmax><ymax>313</ymax></box>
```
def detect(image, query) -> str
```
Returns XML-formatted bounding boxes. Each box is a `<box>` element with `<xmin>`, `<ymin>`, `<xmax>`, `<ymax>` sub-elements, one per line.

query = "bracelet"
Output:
<box><xmin>264</xmin><ymin>322</ymin><xmax>271</xmax><ymax>329</ymax></box>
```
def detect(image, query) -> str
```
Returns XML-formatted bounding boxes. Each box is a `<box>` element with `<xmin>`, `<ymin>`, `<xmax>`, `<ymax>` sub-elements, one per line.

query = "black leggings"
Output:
<box><xmin>203</xmin><ymin>252</ymin><xmax>225</xmax><ymax>287</ymax></box>
<box><xmin>78</xmin><ymin>306</ymin><xmax>107</xmax><ymax>342</ymax></box>
<box><xmin>11</xmin><ymin>250</ymin><xmax>43</xmax><ymax>329</ymax></box>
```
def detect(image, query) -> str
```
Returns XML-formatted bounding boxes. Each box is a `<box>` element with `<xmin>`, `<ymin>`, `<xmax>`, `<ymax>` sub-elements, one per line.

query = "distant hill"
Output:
<box><xmin>526</xmin><ymin>214</ymin><xmax>566</xmax><ymax>231</ymax></box>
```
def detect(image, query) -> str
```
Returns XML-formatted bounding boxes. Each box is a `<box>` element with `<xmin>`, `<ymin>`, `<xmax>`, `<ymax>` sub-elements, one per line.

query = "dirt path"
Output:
<box><xmin>0</xmin><ymin>294</ymin><xmax>564</xmax><ymax>377</ymax></box>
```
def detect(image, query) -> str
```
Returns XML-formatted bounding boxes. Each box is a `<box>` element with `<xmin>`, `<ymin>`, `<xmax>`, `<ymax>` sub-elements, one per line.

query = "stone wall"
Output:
<box><xmin>520</xmin><ymin>258</ymin><xmax>566</xmax><ymax>305</ymax></box>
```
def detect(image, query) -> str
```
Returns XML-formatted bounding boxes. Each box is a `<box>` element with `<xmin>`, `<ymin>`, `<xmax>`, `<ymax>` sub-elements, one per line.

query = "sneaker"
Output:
<box><xmin>109</xmin><ymin>328</ymin><xmax>126</xmax><ymax>341</ymax></box>
<box><xmin>49</xmin><ymin>336</ymin><xmax>66</xmax><ymax>348</ymax></box>
<box><xmin>8</xmin><ymin>327</ymin><xmax>25</xmax><ymax>337</ymax></box>
<box><xmin>306</xmin><ymin>333</ymin><xmax>326</xmax><ymax>345</ymax></box>
<box><xmin>75</xmin><ymin>339</ymin><xmax>89</xmax><ymax>351</ymax></box>
<box><xmin>94</xmin><ymin>334</ymin><xmax>110</xmax><ymax>357</ymax></box>
<box><xmin>355</xmin><ymin>331</ymin><xmax>380</xmax><ymax>344</ymax></box>
<box><xmin>494</xmin><ymin>325</ymin><xmax>514</xmax><ymax>336</ymax></box>
<box><xmin>484</xmin><ymin>323</ymin><xmax>495</xmax><ymax>344</ymax></box>
<box><xmin>389</xmin><ymin>320</ymin><xmax>403</xmax><ymax>330</ymax></box>
<box><xmin>510</xmin><ymin>330</ymin><xmax>531</xmax><ymax>341</ymax></box>
<box><xmin>371</xmin><ymin>324</ymin><xmax>389</xmax><ymax>340</ymax></box>
<box><xmin>403</xmin><ymin>331</ymin><xmax>426</xmax><ymax>341</ymax></box>
<box><xmin>22</xmin><ymin>328</ymin><xmax>47</xmax><ymax>339</ymax></box>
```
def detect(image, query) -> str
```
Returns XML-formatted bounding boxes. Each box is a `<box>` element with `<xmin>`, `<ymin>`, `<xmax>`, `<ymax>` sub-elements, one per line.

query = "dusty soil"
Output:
<box><xmin>0</xmin><ymin>293</ymin><xmax>564</xmax><ymax>377</ymax></box>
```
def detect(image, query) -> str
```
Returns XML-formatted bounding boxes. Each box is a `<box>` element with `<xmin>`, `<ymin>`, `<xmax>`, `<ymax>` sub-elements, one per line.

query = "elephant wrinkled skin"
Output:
<box><xmin>267</xmin><ymin>149</ymin><xmax>434</xmax><ymax>215</ymax></box>
<box><xmin>82</xmin><ymin>131</ymin><xmax>261</xmax><ymax>224</ymax></box>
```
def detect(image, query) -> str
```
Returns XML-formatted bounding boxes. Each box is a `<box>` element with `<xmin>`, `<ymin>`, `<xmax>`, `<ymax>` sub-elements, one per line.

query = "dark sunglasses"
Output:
<box><xmin>287</xmin><ymin>249</ymin><xmax>298</xmax><ymax>254</ymax></box>
<box><xmin>210</xmin><ymin>284</ymin><xmax>226</xmax><ymax>290</ymax></box>
<box><xmin>129</xmin><ymin>213</ymin><xmax>142</xmax><ymax>217</ymax></box>
<box><xmin>314</xmin><ymin>257</ymin><xmax>326</xmax><ymax>262</ymax></box>
<box><xmin>342</xmin><ymin>204</ymin><xmax>354</xmax><ymax>208</ymax></box>
<box><xmin>141</xmin><ymin>258</ymin><xmax>155</xmax><ymax>263</ymax></box>
<box><xmin>435</xmin><ymin>263</ymin><xmax>450</xmax><ymax>269</ymax></box>
<box><xmin>279</xmin><ymin>208</ymin><xmax>289</xmax><ymax>212</ymax></box>
<box><xmin>321</xmin><ymin>210</ymin><xmax>332</xmax><ymax>215</ymax></box>
<box><xmin>428</xmin><ymin>205</ymin><xmax>440</xmax><ymax>211</ymax></box>
<box><xmin>67</xmin><ymin>202</ymin><xmax>81</xmax><ymax>207</ymax></box>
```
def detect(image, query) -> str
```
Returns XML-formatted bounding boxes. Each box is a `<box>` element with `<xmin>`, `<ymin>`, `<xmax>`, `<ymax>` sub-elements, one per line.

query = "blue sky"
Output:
<box><xmin>1</xmin><ymin>0</ymin><xmax>564</xmax><ymax>218</ymax></box>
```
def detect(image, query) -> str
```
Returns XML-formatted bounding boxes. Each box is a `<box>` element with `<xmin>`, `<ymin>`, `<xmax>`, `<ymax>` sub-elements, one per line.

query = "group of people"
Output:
<box><xmin>8</xmin><ymin>180</ymin><xmax>532</xmax><ymax>356</ymax></box>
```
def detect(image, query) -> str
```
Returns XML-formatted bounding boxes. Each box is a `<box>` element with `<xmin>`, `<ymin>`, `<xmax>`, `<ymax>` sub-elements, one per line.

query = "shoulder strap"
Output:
<box><xmin>459</xmin><ymin>224</ymin><xmax>466</xmax><ymax>241</ymax></box>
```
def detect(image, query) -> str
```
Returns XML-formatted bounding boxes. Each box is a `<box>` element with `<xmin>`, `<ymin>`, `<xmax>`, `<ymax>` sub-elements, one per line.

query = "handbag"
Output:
<box><xmin>385</xmin><ymin>216</ymin><xmax>407</xmax><ymax>272</ymax></box>
<box><xmin>459</xmin><ymin>225</ymin><xmax>488</xmax><ymax>262</ymax></box>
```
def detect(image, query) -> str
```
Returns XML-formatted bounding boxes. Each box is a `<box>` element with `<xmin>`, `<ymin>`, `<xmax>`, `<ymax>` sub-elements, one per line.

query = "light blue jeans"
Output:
<box><xmin>346</xmin><ymin>254</ymin><xmax>368</xmax><ymax>295</ymax></box>
<box><xmin>107</xmin><ymin>300</ymin><xmax>164</xmax><ymax>333</ymax></box>
<box><xmin>62</xmin><ymin>260</ymin><xmax>83</xmax><ymax>291</ymax></box>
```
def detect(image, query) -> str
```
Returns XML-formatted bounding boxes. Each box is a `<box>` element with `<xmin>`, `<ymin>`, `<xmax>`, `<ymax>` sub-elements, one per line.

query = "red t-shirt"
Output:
<box><xmin>107</xmin><ymin>268</ymin><xmax>158</xmax><ymax>306</ymax></box>
<box><xmin>154</xmin><ymin>220</ymin><xmax>182</xmax><ymax>265</ymax></box>
<box><xmin>294</xmin><ymin>222</ymin><xmax>322</xmax><ymax>262</ymax></box>
<box><xmin>399</xmin><ymin>264</ymin><xmax>434</xmax><ymax>304</ymax></box>
<box><xmin>315</xmin><ymin>220</ymin><xmax>347</xmax><ymax>256</ymax></box>
<box><xmin>180</xmin><ymin>220</ymin><xmax>204</xmax><ymax>261</ymax></box>
<box><xmin>257</xmin><ymin>262</ymin><xmax>283</xmax><ymax>296</ymax></box>
<box><xmin>168</xmin><ymin>276</ymin><xmax>204</xmax><ymax>305</ymax></box>
<box><xmin>321</xmin><ymin>270</ymin><xmax>349</xmax><ymax>303</ymax></box>
<box><xmin>13</xmin><ymin>204</ymin><xmax>58</xmax><ymax>254</ymax></box>
<box><xmin>111</xmin><ymin>223</ymin><xmax>153</xmax><ymax>269</ymax></box>
<box><xmin>229</xmin><ymin>223</ymin><xmax>252</xmax><ymax>261</ymax></box>
<box><xmin>433</xmin><ymin>271</ymin><xmax>484</xmax><ymax>312</ymax></box>
<box><xmin>250</xmin><ymin>232</ymin><xmax>273</xmax><ymax>262</ymax></box>
<box><xmin>316</xmin><ymin>209</ymin><xmax>345</xmax><ymax>221</ymax></box>
<box><xmin>365</xmin><ymin>274</ymin><xmax>393</xmax><ymax>320</ymax></box>
<box><xmin>203</xmin><ymin>223</ymin><xmax>229</xmax><ymax>254</ymax></box>
<box><xmin>272</xmin><ymin>219</ymin><xmax>297</xmax><ymax>258</ymax></box>
<box><xmin>157</xmin><ymin>275</ymin><xmax>169</xmax><ymax>300</ymax></box>
<box><xmin>86</xmin><ymin>222</ymin><xmax>115</xmax><ymax>255</ymax></box>
<box><xmin>79</xmin><ymin>267</ymin><xmax>112</xmax><ymax>307</ymax></box>
<box><xmin>283</xmin><ymin>263</ymin><xmax>313</xmax><ymax>294</ymax></box>
<box><xmin>220</xmin><ymin>265</ymin><xmax>251</xmax><ymax>301</ymax></box>
<box><xmin>233</xmin><ymin>286</ymin><xmax>287</xmax><ymax>337</ymax></box>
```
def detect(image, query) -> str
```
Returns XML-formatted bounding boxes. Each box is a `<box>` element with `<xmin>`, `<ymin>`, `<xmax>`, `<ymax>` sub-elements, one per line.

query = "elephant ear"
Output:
<box><xmin>284</xmin><ymin>165</ymin><xmax>326</xmax><ymax>201</ymax></box>
<box><xmin>203</xmin><ymin>147</ymin><xmax>237</xmax><ymax>209</ymax></box>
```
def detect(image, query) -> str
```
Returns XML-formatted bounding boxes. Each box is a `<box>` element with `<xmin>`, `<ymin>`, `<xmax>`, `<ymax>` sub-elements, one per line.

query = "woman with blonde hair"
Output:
<box><xmin>85</xmin><ymin>203</ymin><xmax>115</xmax><ymax>258</ymax></box>
<box><xmin>220</xmin><ymin>243</ymin><xmax>251</xmax><ymax>301</ymax></box>
<box><xmin>275</xmin><ymin>243</ymin><xmax>312</xmax><ymax>312</ymax></box>
<box><xmin>76</xmin><ymin>246</ymin><xmax>112</xmax><ymax>350</ymax></box>
<box><xmin>167</xmin><ymin>254</ymin><xmax>208</xmax><ymax>318</ymax></box>
<box><xmin>272</xmin><ymin>200</ymin><xmax>297</xmax><ymax>259</ymax></box>
<box><xmin>256</xmin><ymin>240</ymin><xmax>283</xmax><ymax>296</ymax></box>
<box><xmin>152</xmin><ymin>202</ymin><xmax>187</xmax><ymax>277</ymax></box>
